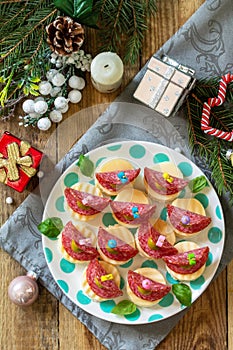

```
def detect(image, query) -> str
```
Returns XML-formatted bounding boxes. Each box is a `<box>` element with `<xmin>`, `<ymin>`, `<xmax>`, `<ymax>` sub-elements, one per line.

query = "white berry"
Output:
<box><xmin>54</xmin><ymin>96</ymin><xmax>68</xmax><ymax>110</ymax></box>
<box><xmin>46</xmin><ymin>69</ymin><xmax>58</xmax><ymax>81</ymax></box>
<box><xmin>68</xmin><ymin>90</ymin><xmax>82</xmax><ymax>103</ymax></box>
<box><xmin>34</xmin><ymin>96</ymin><xmax>45</xmax><ymax>102</ymax></box>
<box><xmin>34</xmin><ymin>100</ymin><xmax>48</xmax><ymax>115</ymax></box>
<box><xmin>22</xmin><ymin>99</ymin><xmax>35</xmax><ymax>114</ymax></box>
<box><xmin>49</xmin><ymin>110</ymin><xmax>63</xmax><ymax>123</ymax></box>
<box><xmin>37</xmin><ymin>170</ymin><xmax>44</xmax><ymax>178</ymax></box>
<box><xmin>59</xmin><ymin>104</ymin><xmax>69</xmax><ymax>113</ymax></box>
<box><xmin>28</xmin><ymin>112</ymin><xmax>41</xmax><ymax>119</ymax></box>
<box><xmin>37</xmin><ymin>117</ymin><xmax>52</xmax><ymax>131</ymax></box>
<box><xmin>38</xmin><ymin>81</ymin><xmax>52</xmax><ymax>95</ymax></box>
<box><xmin>68</xmin><ymin>76</ymin><xmax>85</xmax><ymax>90</ymax></box>
<box><xmin>52</xmin><ymin>73</ymin><xmax>66</xmax><ymax>87</ymax></box>
<box><xmin>50</xmin><ymin>87</ymin><xmax>61</xmax><ymax>97</ymax></box>
<box><xmin>6</xmin><ymin>196</ymin><xmax>13</xmax><ymax>204</ymax></box>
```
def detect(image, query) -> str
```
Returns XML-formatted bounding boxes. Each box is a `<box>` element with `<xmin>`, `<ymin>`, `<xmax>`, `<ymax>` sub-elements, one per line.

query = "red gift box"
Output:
<box><xmin>0</xmin><ymin>131</ymin><xmax>43</xmax><ymax>192</ymax></box>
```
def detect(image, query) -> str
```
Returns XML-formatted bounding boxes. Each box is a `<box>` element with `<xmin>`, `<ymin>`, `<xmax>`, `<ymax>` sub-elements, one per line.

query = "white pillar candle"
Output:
<box><xmin>90</xmin><ymin>52</ymin><xmax>124</xmax><ymax>93</ymax></box>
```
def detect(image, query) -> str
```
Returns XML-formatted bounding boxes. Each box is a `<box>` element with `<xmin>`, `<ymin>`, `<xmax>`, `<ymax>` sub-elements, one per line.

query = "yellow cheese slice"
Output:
<box><xmin>97</xmin><ymin>158</ymin><xmax>134</xmax><ymax>172</ymax></box>
<box><xmin>95</xmin><ymin>158</ymin><xmax>134</xmax><ymax>195</ymax></box>
<box><xmin>112</xmin><ymin>189</ymin><xmax>152</xmax><ymax>228</ymax></box>
<box><xmin>58</xmin><ymin>222</ymin><xmax>96</xmax><ymax>263</ymax></box>
<box><xmin>64</xmin><ymin>182</ymin><xmax>103</xmax><ymax>221</ymax></box>
<box><xmin>144</xmin><ymin>161</ymin><xmax>184</xmax><ymax>202</ymax></box>
<box><xmin>165</xmin><ymin>241</ymin><xmax>206</xmax><ymax>281</ymax></box>
<box><xmin>97</xmin><ymin>225</ymin><xmax>136</xmax><ymax>265</ymax></box>
<box><xmin>82</xmin><ymin>261</ymin><xmax>121</xmax><ymax>301</ymax></box>
<box><xmin>170</xmin><ymin>198</ymin><xmax>206</xmax><ymax>237</ymax></box>
<box><xmin>153</xmin><ymin>218</ymin><xmax>176</xmax><ymax>245</ymax></box>
<box><xmin>126</xmin><ymin>267</ymin><xmax>167</xmax><ymax>307</ymax></box>
<box><xmin>115</xmin><ymin>188</ymin><xmax>149</xmax><ymax>204</ymax></box>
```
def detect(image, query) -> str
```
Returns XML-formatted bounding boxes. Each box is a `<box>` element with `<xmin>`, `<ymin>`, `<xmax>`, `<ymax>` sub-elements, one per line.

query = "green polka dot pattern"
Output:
<box><xmin>64</xmin><ymin>172</ymin><xmax>79</xmax><ymax>187</ymax></box>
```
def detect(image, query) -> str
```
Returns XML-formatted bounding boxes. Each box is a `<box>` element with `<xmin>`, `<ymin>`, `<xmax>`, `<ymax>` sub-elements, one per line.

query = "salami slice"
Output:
<box><xmin>144</xmin><ymin>167</ymin><xmax>188</xmax><ymax>195</ymax></box>
<box><xmin>86</xmin><ymin>259</ymin><xmax>123</xmax><ymax>299</ymax></box>
<box><xmin>64</xmin><ymin>187</ymin><xmax>111</xmax><ymax>216</ymax></box>
<box><xmin>61</xmin><ymin>221</ymin><xmax>99</xmax><ymax>261</ymax></box>
<box><xmin>97</xmin><ymin>226</ymin><xmax>138</xmax><ymax>261</ymax></box>
<box><xmin>137</xmin><ymin>222</ymin><xmax>178</xmax><ymax>258</ymax></box>
<box><xmin>127</xmin><ymin>270</ymin><xmax>171</xmax><ymax>301</ymax></box>
<box><xmin>95</xmin><ymin>168</ymin><xmax>140</xmax><ymax>192</ymax></box>
<box><xmin>162</xmin><ymin>246</ymin><xmax>209</xmax><ymax>274</ymax></box>
<box><xmin>110</xmin><ymin>201</ymin><xmax>157</xmax><ymax>225</ymax></box>
<box><xmin>167</xmin><ymin>204</ymin><xmax>211</xmax><ymax>233</ymax></box>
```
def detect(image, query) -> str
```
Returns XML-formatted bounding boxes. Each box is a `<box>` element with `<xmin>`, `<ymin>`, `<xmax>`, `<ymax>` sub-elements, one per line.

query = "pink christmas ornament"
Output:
<box><xmin>8</xmin><ymin>271</ymin><xmax>39</xmax><ymax>306</ymax></box>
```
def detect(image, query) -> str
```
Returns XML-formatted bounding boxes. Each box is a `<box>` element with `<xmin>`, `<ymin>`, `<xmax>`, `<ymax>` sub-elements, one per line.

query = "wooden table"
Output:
<box><xmin>0</xmin><ymin>1</ymin><xmax>231</xmax><ymax>349</ymax></box>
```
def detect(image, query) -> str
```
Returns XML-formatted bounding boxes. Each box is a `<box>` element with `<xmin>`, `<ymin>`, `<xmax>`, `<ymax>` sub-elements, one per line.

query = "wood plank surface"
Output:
<box><xmin>0</xmin><ymin>1</ymin><xmax>230</xmax><ymax>349</ymax></box>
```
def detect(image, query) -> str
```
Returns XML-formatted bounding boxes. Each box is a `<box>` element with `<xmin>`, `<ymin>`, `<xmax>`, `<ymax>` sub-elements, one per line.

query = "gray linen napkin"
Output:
<box><xmin>1</xmin><ymin>0</ymin><xmax>233</xmax><ymax>349</ymax></box>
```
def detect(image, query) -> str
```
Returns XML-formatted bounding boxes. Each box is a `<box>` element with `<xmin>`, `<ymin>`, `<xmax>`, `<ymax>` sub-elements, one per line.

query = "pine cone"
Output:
<box><xmin>46</xmin><ymin>16</ymin><xmax>84</xmax><ymax>56</ymax></box>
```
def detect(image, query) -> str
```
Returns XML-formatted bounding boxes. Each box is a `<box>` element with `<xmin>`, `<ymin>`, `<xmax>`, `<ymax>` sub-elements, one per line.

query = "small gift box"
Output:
<box><xmin>134</xmin><ymin>55</ymin><xmax>196</xmax><ymax>117</ymax></box>
<box><xmin>0</xmin><ymin>131</ymin><xmax>43</xmax><ymax>192</ymax></box>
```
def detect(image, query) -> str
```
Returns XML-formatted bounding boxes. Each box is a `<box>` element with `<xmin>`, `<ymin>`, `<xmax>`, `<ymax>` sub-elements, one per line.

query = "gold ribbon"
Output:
<box><xmin>0</xmin><ymin>141</ymin><xmax>36</xmax><ymax>183</ymax></box>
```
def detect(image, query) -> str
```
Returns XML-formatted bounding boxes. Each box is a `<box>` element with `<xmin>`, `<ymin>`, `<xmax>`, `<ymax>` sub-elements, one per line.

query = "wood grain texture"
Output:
<box><xmin>0</xmin><ymin>1</ymin><xmax>230</xmax><ymax>350</ymax></box>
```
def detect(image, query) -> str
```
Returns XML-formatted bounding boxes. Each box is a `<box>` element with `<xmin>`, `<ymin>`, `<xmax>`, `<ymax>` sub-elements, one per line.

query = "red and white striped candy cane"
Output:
<box><xmin>201</xmin><ymin>73</ymin><xmax>233</xmax><ymax>142</ymax></box>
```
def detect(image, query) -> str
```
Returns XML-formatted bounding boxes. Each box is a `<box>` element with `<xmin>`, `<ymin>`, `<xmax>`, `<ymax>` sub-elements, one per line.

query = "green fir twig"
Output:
<box><xmin>0</xmin><ymin>0</ymin><xmax>58</xmax><ymax>115</ymax></box>
<box><xmin>96</xmin><ymin>0</ymin><xmax>157</xmax><ymax>64</ymax></box>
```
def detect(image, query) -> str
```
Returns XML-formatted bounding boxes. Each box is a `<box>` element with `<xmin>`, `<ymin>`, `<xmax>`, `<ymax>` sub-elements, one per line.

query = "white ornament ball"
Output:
<box><xmin>34</xmin><ymin>96</ymin><xmax>45</xmax><ymax>102</ymax></box>
<box><xmin>37</xmin><ymin>117</ymin><xmax>51</xmax><ymax>131</ymax></box>
<box><xmin>46</xmin><ymin>69</ymin><xmax>58</xmax><ymax>81</ymax></box>
<box><xmin>52</xmin><ymin>73</ymin><xmax>66</xmax><ymax>87</ymax></box>
<box><xmin>34</xmin><ymin>100</ymin><xmax>48</xmax><ymax>115</ymax></box>
<box><xmin>49</xmin><ymin>110</ymin><xmax>63</xmax><ymax>123</ymax></box>
<box><xmin>68</xmin><ymin>89</ymin><xmax>82</xmax><ymax>104</ymax></box>
<box><xmin>28</xmin><ymin>112</ymin><xmax>41</xmax><ymax>120</ymax></box>
<box><xmin>54</xmin><ymin>96</ymin><xmax>68</xmax><ymax>110</ymax></box>
<box><xmin>38</xmin><ymin>81</ymin><xmax>52</xmax><ymax>95</ymax></box>
<box><xmin>50</xmin><ymin>87</ymin><xmax>61</xmax><ymax>97</ymax></box>
<box><xmin>6</xmin><ymin>196</ymin><xmax>13</xmax><ymax>204</ymax></box>
<box><xmin>68</xmin><ymin>76</ymin><xmax>85</xmax><ymax>90</ymax></box>
<box><xmin>59</xmin><ymin>104</ymin><xmax>69</xmax><ymax>113</ymax></box>
<box><xmin>22</xmin><ymin>99</ymin><xmax>35</xmax><ymax>114</ymax></box>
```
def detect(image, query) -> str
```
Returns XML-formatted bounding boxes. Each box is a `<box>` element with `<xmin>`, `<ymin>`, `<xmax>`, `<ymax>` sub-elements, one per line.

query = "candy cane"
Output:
<box><xmin>200</xmin><ymin>73</ymin><xmax>233</xmax><ymax>142</ymax></box>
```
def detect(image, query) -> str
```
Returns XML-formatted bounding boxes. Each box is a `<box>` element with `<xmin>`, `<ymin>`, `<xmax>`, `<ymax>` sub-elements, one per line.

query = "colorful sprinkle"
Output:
<box><xmin>142</xmin><ymin>279</ymin><xmax>152</xmax><ymax>290</ymax></box>
<box><xmin>156</xmin><ymin>235</ymin><xmax>166</xmax><ymax>247</ymax></box>
<box><xmin>79</xmin><ymin>238</ymin><xmax>92</xmax><ymax>246</ymax></box>
<box><xmin>163</xmin><ymin>172</ymin><xmax>173</xmax><ymax>183</ymax></box>
<box><xmin>101</xmin><ymin>274</ymin><xmax>113</xmax><ymax>282</ymax></box>
<box><xmin>132</xmin><ymin>206</ymin><xmax>139</xmax><ymax>218</ymax></box>
<box><xmin>108</xmin><ymin>239</ymin><xmax>117</xmax><ymax>248</ymax></box>
<box><xmin>117</xmin><ymin>171</ymin><xmax>128</xmax><ymax>183</ymax></box>
<box><xmin>187</xmin><ymin>253</ymin><xmax>196</xmax><ymax>266</ymax></box>
<box><xmin>181</xmin><ymin>215</ymin><xmax>190</xmax><ymax>225</ymax></box>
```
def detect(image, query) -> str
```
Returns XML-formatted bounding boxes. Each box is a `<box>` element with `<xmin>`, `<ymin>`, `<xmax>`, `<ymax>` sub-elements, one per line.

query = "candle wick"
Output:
<box><xmin>104</xmin><ymin>64</ymin><xmax>109</xmax><ymax>68</ymax></box>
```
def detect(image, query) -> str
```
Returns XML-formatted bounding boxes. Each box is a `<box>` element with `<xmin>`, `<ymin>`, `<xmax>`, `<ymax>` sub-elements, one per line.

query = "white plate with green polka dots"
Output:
<box><xmin>42</xmin><ymin>141</ymin><xmax>225</xmax><ymax>325</ymax></box>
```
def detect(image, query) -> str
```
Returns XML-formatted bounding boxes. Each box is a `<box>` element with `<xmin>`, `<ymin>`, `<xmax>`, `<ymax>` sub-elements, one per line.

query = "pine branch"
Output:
<box><xmin>0</xmin><ymin>1</ymin><xmax>58</xmax><ymax>110</ymax></box>
<box><xmin>97</xmin><ymin>0</ymin><xmax>157</xmax><ymax>64</ymax></box>
<box><xmin>185</xmin><ymin>78</ymin><xmax>233</xmax><ymax>204</ymax></box>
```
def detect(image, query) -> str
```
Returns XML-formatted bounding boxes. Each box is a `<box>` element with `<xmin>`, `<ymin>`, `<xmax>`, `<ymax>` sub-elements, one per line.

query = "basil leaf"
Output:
<box><xmin>38</xmin><ymin>217</ymin><xmax>63</xmax><ymax>238</ymax></box>
<box><xmin>172</xmin><ymin>283</ymin><xmax>192</xmax><ymax>307</ymax></box>
<box><xmin>77</xmin><ymin>154</ymin><xmax>94</xmax><ymax>177</ymax></box>
<box><xmin>111</xmin><ymin>300</ymin><xmax>137</xmax><ymax>316</ymax></box>
<box><xmin>188</xmin><ymin>175</ymin><xmax>208</xmax><ymax>193</ymax></box>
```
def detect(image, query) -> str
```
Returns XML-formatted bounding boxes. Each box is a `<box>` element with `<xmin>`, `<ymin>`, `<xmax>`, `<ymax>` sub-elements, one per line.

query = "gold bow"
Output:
<box><xmin>0</xmin><ymin>141</ymin><xmax>36</xmax><ymax>183</ymax></box>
